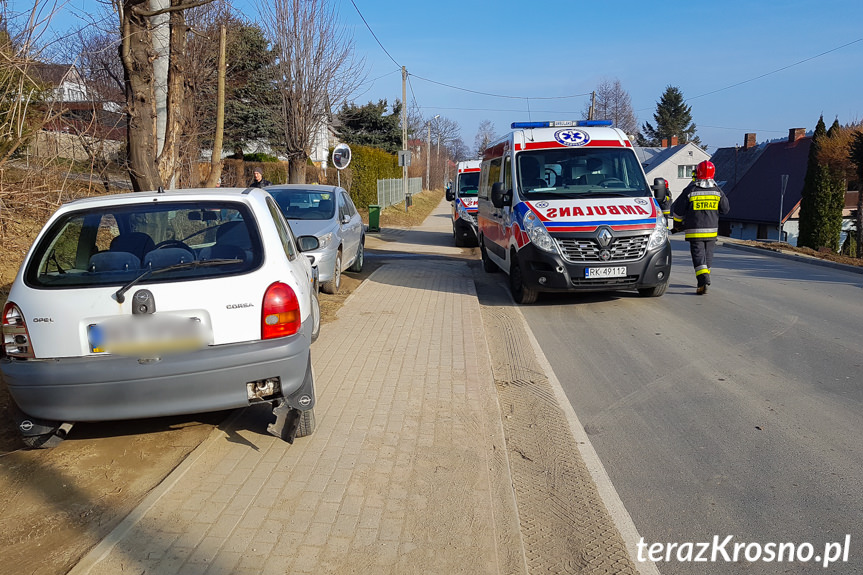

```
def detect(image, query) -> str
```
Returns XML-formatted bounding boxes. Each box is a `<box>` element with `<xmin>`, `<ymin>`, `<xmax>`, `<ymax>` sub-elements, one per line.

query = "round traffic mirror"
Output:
<box><xmin>332</xmin><ymin>143</ymin><xmax>351</xmax><ymax>170</ymax></box>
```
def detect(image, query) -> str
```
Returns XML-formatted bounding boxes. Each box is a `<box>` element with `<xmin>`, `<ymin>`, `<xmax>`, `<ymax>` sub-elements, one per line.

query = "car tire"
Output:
<box><xmin>295</xmin><ymin>408</ymin><xmax>316</xmax><ymax>438</ymax></box>
<box><xmin>455</xmin><ymin>226</ymin><xmax>465</xmax><ymax>247</ymax></box>
<box><xmin>321</xmin><ymin>250</ymin><xmax>342</xmax><ymax>294</ymax></box>
<box><xmin>509</xmin><ymin>253</ymin><xmax>538</xmax><ymax>304</ymax></box>
<box><xmin>348</xmin><ymin>239</ymin><xmax>364</xmax><ymax>272</ymax></box>
<box><xmin>480</xmin><ymin>237</ymin><xmax>498</xmax><ymax>273</ymax></box>
<box><xmin>310</xmin><ymin>291</ymin><xmax>321</xmax><ymax>343</ymax></box>
<box><xmin>638</xmin><ymin>279</ymin><xmax>669</xmax><ymax>297</ymax></box>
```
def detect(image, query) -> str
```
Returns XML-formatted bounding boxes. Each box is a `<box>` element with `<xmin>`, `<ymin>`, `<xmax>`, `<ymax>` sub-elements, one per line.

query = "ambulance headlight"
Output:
<box><xmin>523</xmin><ymin>211</ymin><xmax>557</xmax><ymax>253</ymax></box>
<box><xmin>648</xmin><ymin>217</ymin><xmax>668</xmax><ymax>249</ymax></box>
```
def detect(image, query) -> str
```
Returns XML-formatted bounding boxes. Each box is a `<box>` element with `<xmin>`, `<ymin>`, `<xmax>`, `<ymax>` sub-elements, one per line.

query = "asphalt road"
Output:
<box><xmin>518</xmin><ymin>236</ymin><xmax>863</xmax><ymax>575</ymax></box>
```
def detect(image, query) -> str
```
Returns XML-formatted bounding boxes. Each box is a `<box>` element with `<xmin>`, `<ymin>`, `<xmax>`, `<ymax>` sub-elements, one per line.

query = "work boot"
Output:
<box><xmin>696</xmin><ymin>285</ymin><xmax>708</xmax><ymax>295</ymax></box>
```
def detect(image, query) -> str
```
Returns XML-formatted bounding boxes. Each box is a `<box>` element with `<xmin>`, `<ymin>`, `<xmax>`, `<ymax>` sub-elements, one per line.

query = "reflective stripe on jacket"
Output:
<box><xmin>671</xmin><ymin>180</ymin><xmax>730</xmax><ymax>240</ymax></box>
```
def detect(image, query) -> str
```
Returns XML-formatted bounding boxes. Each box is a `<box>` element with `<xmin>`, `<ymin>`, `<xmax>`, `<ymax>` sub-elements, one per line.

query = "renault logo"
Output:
<box><xmin>597</xmin><ymin>228</ymin><xmax>613</xmax><ymax>247</ymax></box>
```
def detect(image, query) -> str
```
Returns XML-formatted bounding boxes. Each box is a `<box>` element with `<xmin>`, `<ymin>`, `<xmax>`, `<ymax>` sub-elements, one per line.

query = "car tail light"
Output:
<box><xmin>2</xmin><ymin>302</ymin><xmax>35</xmax><ymax>358</ymax></box>
<box><xmin>261</xmin><ymin>282</ymin><xmax>301</xmax><ymax>339</ymax></box>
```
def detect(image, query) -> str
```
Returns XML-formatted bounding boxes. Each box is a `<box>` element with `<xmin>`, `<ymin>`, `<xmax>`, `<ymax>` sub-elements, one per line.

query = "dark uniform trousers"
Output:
<box><xmin>689</xmin><ymin>240</ymin><xmax>715</xmax><ymax>287</ymax></box>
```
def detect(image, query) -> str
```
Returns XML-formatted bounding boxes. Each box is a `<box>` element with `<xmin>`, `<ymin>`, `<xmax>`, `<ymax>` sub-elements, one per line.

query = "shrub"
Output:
<box><xmin>346</xmin><ymin>145</ymin><xmax>399</xmax><ymax>208</ymax></box>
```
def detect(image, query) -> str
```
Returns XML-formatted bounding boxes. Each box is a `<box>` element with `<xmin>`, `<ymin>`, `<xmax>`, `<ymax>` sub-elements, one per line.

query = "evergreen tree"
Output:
<box><xmin>848</xmin><ymin>130</ymin><xmax>863</xmax><ymax>257</ymax></box>
<box><xmin>798</xmin><ymin>116</ymin><xmax>839</xmax><ymax>250</ymax></box>
<box><xmin>824</xmin><ymin>120</ymin><xmax>848</xmax><ymax>251</ymax></box>
<box><xmin>637</xmin><ymin>86</ymin><xmax>700</xmax><ymax>147</ymax></box>
<box><xmin>334</xmin><ymin>99</ymin><xmax>402</xmax><ymax>154</ymax></box>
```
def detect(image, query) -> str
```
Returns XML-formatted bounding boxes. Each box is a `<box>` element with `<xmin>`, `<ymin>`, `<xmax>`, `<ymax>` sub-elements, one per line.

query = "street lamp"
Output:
<box><xmin>426</xmin><ymin>115</ymin><xmax>439</xmax><ymax>190</ymax></box>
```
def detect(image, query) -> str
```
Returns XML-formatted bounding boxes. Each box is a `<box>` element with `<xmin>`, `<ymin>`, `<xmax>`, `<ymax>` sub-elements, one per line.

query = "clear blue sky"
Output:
<box><xmin>35</xmin><ymin>0</ymin><xmax>863</xmax><ymax>153</ymax></box>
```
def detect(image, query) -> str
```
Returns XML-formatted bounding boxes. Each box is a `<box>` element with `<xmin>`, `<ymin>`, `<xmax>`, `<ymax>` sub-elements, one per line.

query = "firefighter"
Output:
<box><xmin>652</xmin><ymin>177</ymin><xmax>673</xmax><ymax>229</ymax></box>
<box><xmin>671</xmin><ymin>160</ymin><xmax>730</xmax><ymax>295</ymax></box>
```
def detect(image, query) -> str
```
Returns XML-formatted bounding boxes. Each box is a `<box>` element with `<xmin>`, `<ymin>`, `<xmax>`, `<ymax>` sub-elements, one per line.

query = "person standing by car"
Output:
<box><xmin>672</xmin><ymin>160</ymin><xmax>730</xmax><ymax>295</ymax></box>
<box><xmin>248</xmin><ymin>168</ymin><xmax>272</xmax><ymax>188</ymax></box>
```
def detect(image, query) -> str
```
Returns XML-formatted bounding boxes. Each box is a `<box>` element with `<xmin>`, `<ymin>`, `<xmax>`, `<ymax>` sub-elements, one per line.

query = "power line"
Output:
<box><xmin>346</xmin><ymin>0</ymin><xmax>400</xmax><ymax>68</ymax></box>
<box><xmin>410</xmin><ymin>73</ymin><xmax>591</xmax><ymax>101</ymax></box>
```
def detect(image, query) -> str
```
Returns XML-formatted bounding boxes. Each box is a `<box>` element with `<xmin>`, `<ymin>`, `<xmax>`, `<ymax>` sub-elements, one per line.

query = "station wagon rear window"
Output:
<box><xmin>25</xmin><ymin>201</ymin><xmax>263</xmax><ymax>288</ymax></box>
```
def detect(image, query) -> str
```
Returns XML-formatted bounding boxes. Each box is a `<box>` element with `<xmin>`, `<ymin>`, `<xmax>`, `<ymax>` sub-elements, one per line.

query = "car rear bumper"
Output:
<box><xmin>1</xmin><ymin>326</ymin><xmax>315</xmax><ymax>423</ymax></box>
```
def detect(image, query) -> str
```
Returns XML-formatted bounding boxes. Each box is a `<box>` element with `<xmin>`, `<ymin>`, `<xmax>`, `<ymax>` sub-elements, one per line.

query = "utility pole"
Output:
<box><xmin>779</xmin><ymin>174</ymin><xmax>789</xmax><ymax>242</ymax></box>
<box><xmin>402</xmin><ymin>66</ymin><xmax>408</xmax><ymax>212</ymax></box>
<box><xmin>426</xmin><ymin>122</ymin><xmax>431</xmax><ymax>190</ymax></box>
<box><xmin>588</xmin><ymin>91</ymin><xmax>596</xmax><ymax>120</ymax></box>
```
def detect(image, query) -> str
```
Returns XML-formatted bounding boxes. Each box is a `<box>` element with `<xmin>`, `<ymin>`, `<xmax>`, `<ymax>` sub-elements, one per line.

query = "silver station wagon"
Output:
<box><xmin>1</xmin><ymin>187</ymin><xmax>321</xmax><ymax>448</ymax></box>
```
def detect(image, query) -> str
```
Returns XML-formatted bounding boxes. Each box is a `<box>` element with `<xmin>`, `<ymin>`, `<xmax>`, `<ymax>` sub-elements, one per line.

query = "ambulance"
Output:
<box><xmin>446</xmin><ymin>160</ymin><xmax>481</xmax><ymax>246</ymax></box>
<box><xmin>476</xmin><ymin>121</ymin><xmax>671</xmax><ymax>304</ymax></box>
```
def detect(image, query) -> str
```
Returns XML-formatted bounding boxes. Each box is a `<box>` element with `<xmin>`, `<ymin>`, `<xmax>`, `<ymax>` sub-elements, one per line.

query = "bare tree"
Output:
<box><xmin>261</xmin><ymin>0</ymin><xmax>363</xmax><ymax>183</ymax></box>
<box><xmin>473</xmin><ymin>119</ymin><xmax>495</xmax><ymax>158</ymax></box>
<box><xmin>114</xmin><ymin>0</ymin><xmax>216</xmax><ymax>192</ymax></box>
<box><xmin>583</xmin><ymin>78</ymin><xmax>639</xmax><ymax>136</ymax></box>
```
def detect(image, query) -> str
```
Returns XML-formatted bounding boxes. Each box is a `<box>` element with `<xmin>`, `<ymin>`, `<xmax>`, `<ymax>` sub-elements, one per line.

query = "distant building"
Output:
<box><xmin>718</xmin><ymin>129</ymin><xmax>810</xmax><ymax>244</ymax></box>
<box><xmin>633</xmin><ymin>136</ymin><xmax>711</xmax><ymax>203</ymax></box>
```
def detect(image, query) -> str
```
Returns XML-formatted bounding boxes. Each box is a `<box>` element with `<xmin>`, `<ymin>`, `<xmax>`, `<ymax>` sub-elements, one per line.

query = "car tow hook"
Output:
<box><xmin>268</xmin><ymin>401</ymin><xmax>301</xmax><ymax>444</ymax></box>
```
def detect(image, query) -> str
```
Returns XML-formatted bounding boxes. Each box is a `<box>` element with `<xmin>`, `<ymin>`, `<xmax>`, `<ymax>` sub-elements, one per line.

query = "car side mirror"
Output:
<box><xmin>297</xmin><ymin>235</ymin><xmax>319</xmax><ymax>252</ymax></box>
<box><xmin>651</xmin><ymin>177</ymin><xmax>669</xmax><ymax>200</ymax></box>
<box><xmin>491</xmin><ymin>182</ymin><xmax>511</xmax><ymax>208</ymax></box>
<box><xmin>445</xmin><ymin>188</ymin><xmax>455</xmax><ymax>202</ymax></box>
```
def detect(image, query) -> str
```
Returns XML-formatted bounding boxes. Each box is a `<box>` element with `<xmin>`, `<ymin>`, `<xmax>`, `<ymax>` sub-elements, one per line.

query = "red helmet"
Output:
<box><xmin>696</xmin><ymin>160</ymin><xmax>715</xmax><ymax>180</ymax></box>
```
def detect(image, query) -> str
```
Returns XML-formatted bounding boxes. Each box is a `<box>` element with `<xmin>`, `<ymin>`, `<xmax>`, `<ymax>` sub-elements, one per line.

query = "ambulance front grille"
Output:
<box><xmin>556</xmin><ymin>235</ymin><xmax>649</xmax><ymax>263</ymax></box>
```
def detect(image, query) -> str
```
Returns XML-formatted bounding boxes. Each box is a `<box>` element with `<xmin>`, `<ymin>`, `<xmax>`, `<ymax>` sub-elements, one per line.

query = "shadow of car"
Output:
<box><xmin>267</xmin><ymin>185</ymin><xmax>364</xmax><ymax>294</ymax></box>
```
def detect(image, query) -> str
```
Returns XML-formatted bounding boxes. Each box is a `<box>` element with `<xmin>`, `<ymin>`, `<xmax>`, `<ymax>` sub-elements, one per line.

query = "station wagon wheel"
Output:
<box><xmin>509</xmin><ymin>254</ymin><xmax>538</xmax><ymax>304</ymax></box>
<box><xmin>348</xmin><ymin>239</ymin><xmax>364</xmax><ymax>272</ymax></box>
<box><xmin>321</xmin><ymin>249</ymin><xmax>341</xmax><ymax>294</ymax></box>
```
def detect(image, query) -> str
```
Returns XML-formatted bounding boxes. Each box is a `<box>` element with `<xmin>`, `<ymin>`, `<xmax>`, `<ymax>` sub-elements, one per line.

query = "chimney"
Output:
<box><xmin>744</xmin><ymin>133</ymin><xmax>756</xmax><ymax>150</ymax></box>
<box><xmin>788</xmin><ymin>128</ymin><xmax>805</xmax><ymax>143</ymax></box>
<box><xmin>671</xmin><ymin>136</ymin><xmax>678</xmax><ymax>146</ymax></box>
<box><xmin>661</xmin><ymin>138</ymin><xmax>668</xmax><ymax>147</ymax></box>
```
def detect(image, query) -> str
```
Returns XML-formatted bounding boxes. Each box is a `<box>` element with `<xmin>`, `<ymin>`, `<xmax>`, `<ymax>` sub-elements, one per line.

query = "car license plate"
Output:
<box><xmin>585</xmin><ymin>266</ymin><xmax>627</xmax><ymax>279</ymax></box>
<box><xmin>88</xmin><ymin>315</ymin><xmax>207</xmax><ymax>355</ymax></box>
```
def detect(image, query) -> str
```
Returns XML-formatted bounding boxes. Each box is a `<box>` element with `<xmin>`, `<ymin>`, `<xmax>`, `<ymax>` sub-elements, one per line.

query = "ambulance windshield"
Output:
<box><xmin>457</xmin><ymin>172</ymin><xmax>480</xmax><ymax>196</ymax></box>
<box><xmin>516</xmin><ymin>148</ymin><xmax>650</xmax><ymax>198</ymax></box>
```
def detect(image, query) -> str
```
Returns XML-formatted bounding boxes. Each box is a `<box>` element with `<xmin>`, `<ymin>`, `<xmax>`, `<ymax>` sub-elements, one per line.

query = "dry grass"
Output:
<box><xmin>360</xmin><ymin>188</ymin><xmax>446</xmax><ymax>228</ymax></box>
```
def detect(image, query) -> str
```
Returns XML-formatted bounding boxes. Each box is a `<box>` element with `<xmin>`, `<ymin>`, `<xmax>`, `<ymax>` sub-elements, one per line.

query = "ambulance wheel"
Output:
<box><xmin>454</xmin><ymin>226</ymin><xmax>465</xmax><ymax>247</ymax></box>
<box><xmin>509</xmin><ymin>255</ymin><xmax>538</xmax><ymax>304</ymax></box>
<box><xmin>638</xmin><ymin>279</ymin><xmax>668</xmax><ymax>297</ymax></box>
<box><xmin>480</xmin><ymin>238</ymin><xmax>497</xmax><ymax>273</ymax></box>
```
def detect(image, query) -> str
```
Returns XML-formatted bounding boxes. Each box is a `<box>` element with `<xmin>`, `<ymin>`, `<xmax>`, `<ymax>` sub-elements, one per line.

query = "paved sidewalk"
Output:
<box><xmin>70</xmin><ymin>200</ymin><xmax>527</xmax><ymax>575</ymax></box>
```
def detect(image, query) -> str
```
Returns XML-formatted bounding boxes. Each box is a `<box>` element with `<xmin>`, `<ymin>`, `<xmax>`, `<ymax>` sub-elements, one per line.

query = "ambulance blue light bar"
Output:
<box><xmin>511</xmin><ymin>120</ymin><xmax>614</xmax><ymax>129</ymax></box>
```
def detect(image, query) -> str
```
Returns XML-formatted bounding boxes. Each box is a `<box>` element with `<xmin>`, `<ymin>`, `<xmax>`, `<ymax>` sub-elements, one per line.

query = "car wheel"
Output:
<box><xmin>454</xmin><ymin>225</ymin><xmax>465</xmax><ymax>247</ymax></box>
<box><xmin>321</xmin><ymin>250</ymin><xmax>341</xmax><ymax>294</ymax></box>
<box><xmin>480</xmin><ymin>237</ymin><xmax>498</xmax><ymax>273</ymax></box>
<box><xmin>638</xmin><ymin>279</ymin><xmax>669</xmax><ymax>297</ymax></box>
<box><xmin>509</xmin><ymin>254</ymin><xmax>538</xmax><ymax>304</ymax></box>
<box><xmin>348</xmin><ymin>239</ymin><xmax>364</xmax><ymax>272</ymax></box>
<box><xmin>310</xmin><ymin>290</ymin><xmax>321</xmax><ymax>342</ymax></box>
<box><xmin>295</xmin><ymin>408</ymin><xmax>316</xmax><ymax>438</ymax></box>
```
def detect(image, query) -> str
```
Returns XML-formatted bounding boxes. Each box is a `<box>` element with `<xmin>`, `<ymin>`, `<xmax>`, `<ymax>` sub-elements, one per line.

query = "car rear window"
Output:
<box><xmin>269</xmin><ymin>189</ymin><xmax>336</xmax><ymax>220</ymax></box>
<box><xmin>25</xmin><ymin>200</ymin><xmax>263</xmax><ymax>289</ymax></box>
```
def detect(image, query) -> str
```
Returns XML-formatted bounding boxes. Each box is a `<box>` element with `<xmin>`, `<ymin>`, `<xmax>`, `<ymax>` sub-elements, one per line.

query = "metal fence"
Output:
<box><xmin>376</xmin><ymin>177</ymin><xmax>423</xmax><ymax>208</ymax></box>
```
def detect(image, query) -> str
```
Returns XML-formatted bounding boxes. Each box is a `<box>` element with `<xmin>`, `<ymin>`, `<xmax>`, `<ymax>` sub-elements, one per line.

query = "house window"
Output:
<box><xmin>677</xmin><ymin>165</ymin><xmax>697</xmax><ymax>178</ymax></box>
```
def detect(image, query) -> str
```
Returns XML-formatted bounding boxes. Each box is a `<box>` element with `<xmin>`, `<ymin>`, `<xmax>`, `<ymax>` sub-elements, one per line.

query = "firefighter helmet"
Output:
<box><xmin>695</xmin><ymin>160</ymin><xmax>715</xmax><ymax>181</ymax></box>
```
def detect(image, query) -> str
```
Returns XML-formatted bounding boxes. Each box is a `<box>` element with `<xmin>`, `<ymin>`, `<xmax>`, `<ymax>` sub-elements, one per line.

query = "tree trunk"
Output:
<box><xmin>204</xmin><ymin>25</ymin><xmax>226</xmax><ymax>188</ymax></box>
<box><xmin>288</xmin><ymin>154</ymin><xmax>305</xmax><ymax>184</ymax></box>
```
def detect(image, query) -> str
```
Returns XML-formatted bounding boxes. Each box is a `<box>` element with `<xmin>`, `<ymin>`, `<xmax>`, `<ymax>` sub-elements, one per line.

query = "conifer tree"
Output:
<box><xmin>848</xmin><ymin>130</ymin><xmax>863</xmax><ymax>257</ymax></box>
<box><xmin>637</xmin><ymin>86</ymin><xmax>700</xmax><ymax>147</ymax></box>
<box><xmin>798</xmin><ymin>116</ymin><xmax>829</xmax><ymax>249</ymax></box>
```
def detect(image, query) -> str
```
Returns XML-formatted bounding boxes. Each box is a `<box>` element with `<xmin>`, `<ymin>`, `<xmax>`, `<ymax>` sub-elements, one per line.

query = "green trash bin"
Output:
<box><xmin>368</xmin><ymin>205</ymin><xmax>381</xmax><ymax>232</ymax></box>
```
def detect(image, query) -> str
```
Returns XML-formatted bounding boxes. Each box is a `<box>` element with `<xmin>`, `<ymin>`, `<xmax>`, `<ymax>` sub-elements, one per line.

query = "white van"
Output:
<box><xmin>477</xmin><ymin>121</ymin><xmax>671</xmax><ymax>304</ymax></box>
<box><xmin>446</xmin><ymin>160</ymin><xmax>481</xmax><ymax>246</ymax></box>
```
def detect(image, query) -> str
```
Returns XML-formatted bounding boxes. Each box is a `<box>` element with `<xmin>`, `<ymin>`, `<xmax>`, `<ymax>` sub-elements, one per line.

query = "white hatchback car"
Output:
<box><xmin>1</xmin><ymin>187</ymin><xmax>321</xmax><ymax>448</ymax></box>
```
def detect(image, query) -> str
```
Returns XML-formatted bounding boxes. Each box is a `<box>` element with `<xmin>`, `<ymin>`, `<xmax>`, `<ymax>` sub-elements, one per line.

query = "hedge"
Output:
<box><xmin>344</xmin><ymin>144</ymin><xmax>400</xmax><ymax>208</ymax></box>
